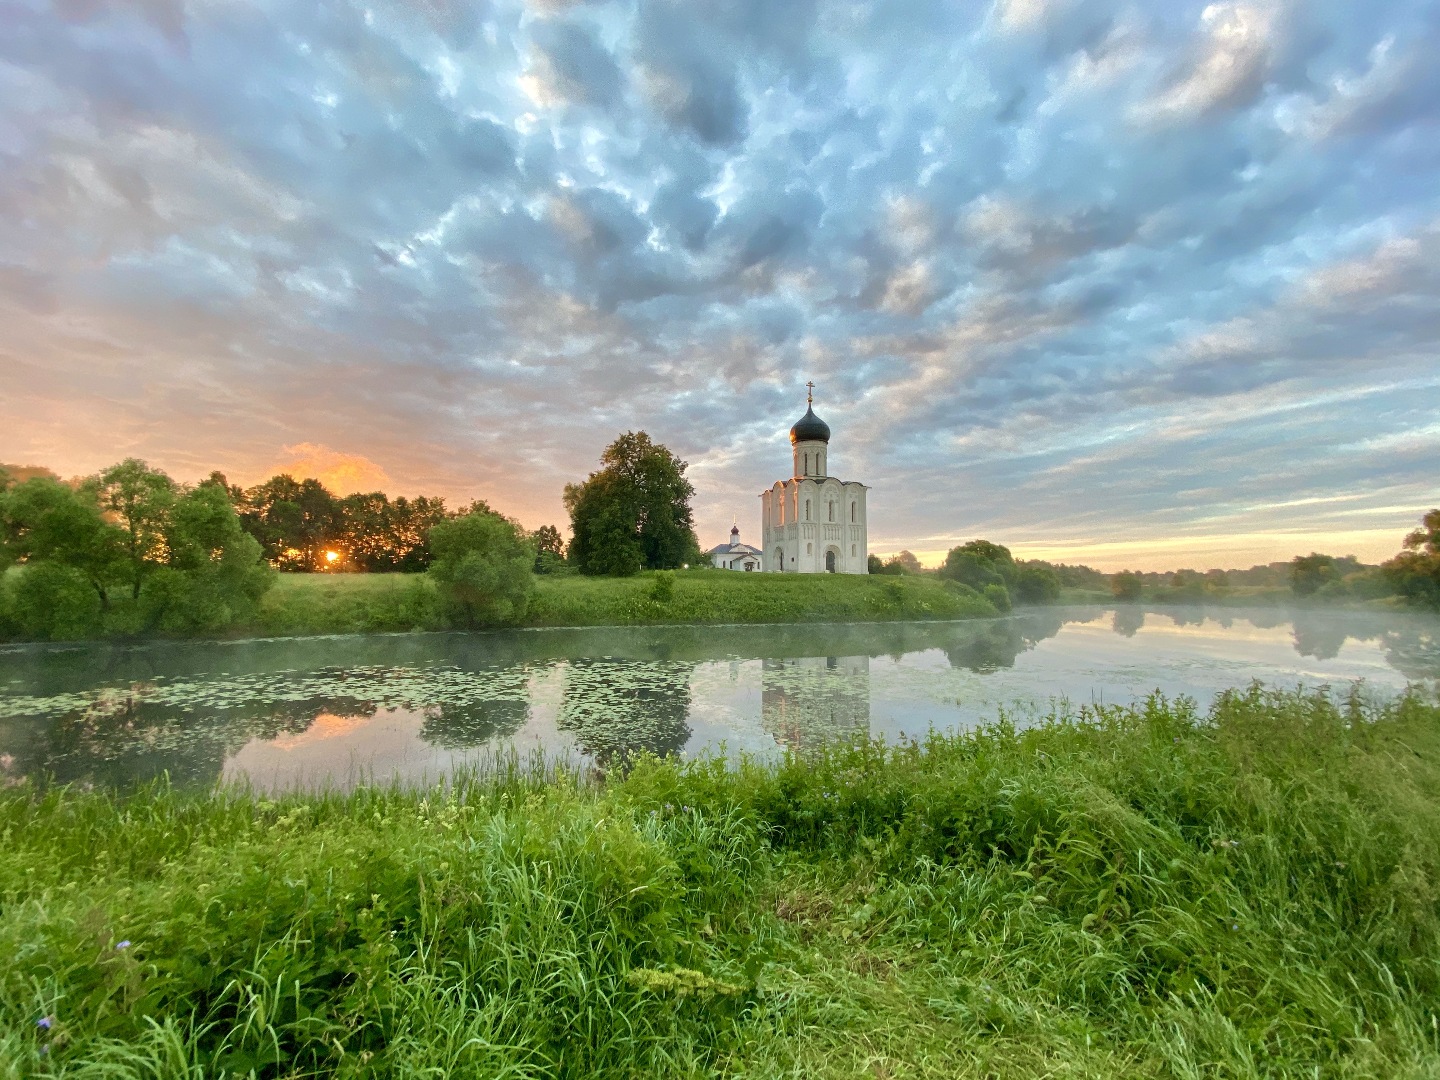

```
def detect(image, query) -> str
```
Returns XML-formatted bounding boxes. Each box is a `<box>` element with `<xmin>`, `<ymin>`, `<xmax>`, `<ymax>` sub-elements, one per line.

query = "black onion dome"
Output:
<box><xmin>789</xmin><ymin>405</ymin><xmax>831</xmax><ymax>444</ymax></box>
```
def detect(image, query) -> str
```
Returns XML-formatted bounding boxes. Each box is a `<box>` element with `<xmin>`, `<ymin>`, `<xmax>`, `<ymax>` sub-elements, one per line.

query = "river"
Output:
<box><xmin>1</xmin><ymin>606</ymin><xmax>1435</xmax><ymax>791</ymax></box>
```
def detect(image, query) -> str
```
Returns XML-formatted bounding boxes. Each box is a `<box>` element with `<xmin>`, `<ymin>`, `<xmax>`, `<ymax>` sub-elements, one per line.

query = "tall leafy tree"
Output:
<box><xmin>142</xmin><ymin>484</ymin><xmax>275</xmax><ymax>631</ymax></box>
<box><xmin>564</xmin><ymin>432</ymin><xmax>700</xmax><ymax>576</ymax></box>
<box><xmin>1</xmin><ymin>476</ymin><xmax>123</xmax><ymax>606</ymax></box>
<box><xmin>95</xmin><ymin>459</ymin><xmax>175</xmax><ymax>599</ymax></box>
<box><xmin>1384</xmin><ymin>509</ymin><xmax>1440</xmax><ymax>609</ymax></box>
<box><xmin>239</xmin><ymin>475</ymin><xmax>342</xmax><ymax>569</ymax></box>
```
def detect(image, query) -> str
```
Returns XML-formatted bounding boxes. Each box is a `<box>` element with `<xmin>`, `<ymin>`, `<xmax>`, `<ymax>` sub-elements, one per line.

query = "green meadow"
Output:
<box><xmin>5</xmin><ymin>685</ymin><xmax>1439</xmax><ymax>1078</ymax></box>
<box><xmin>249</xmin><ymin>569</ymin><xmax>997</xmax><ymax>637</ymax></box>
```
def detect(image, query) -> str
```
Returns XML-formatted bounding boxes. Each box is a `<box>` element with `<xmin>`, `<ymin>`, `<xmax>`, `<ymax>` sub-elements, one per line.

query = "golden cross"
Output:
<box><xmin>806</xmin><ymin>380</ymin><xmax>815</xmax><ymax>405</ymax></box>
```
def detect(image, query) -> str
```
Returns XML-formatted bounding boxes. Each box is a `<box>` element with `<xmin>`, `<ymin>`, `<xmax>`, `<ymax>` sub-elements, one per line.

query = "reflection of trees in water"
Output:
<box><xmin>419</xmin><ymin>698</ymin><xmax>529</xmax><ymax>749</ymax></box>
<box><xmin>1</xmin><ymin>663</ymin><xmax>543</xmax><ymax>789</ymax></box>
<box><xmin>943</xmin><ymin>611</ymin><xmax>1065</xmax><ymax>672</ymax></box>
<box><xmin>1291</xmin><ymin>618</ymin><xmax>1350</xmax><ymax>661</ymax></box>
<box><xmin>0</xmin><ymin>693</ymin><xmax>374</xmax><ymax>790</ymax></box>
<box><xmin>1112</xmin><ymin>609</ymin><xmax>1145</xmax><ymax>638</ymax></box>
<box><xmin>1378</xmin><ymin>625</ymin><xmax>1440</xmax><ymax>682</ymax></box>
<box><xmin>761</xmin><ymin>656</ymin><xmax>870</xmax><ymax>752</ymax></box>
<box><xmin>557</xmin><ymin>660</ymin><xmax>694</xmax><ymax>764</ymax></box>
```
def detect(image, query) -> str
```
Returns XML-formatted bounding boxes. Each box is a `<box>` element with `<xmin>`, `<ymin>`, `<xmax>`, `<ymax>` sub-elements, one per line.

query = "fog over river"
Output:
<box><xmin>2</xmin><ymin>607</ymin><xmax>1436</xmax><ymax>792</ymax></box>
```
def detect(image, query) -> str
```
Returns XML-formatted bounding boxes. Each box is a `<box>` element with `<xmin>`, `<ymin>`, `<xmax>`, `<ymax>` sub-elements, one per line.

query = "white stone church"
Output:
<box><xmin>758</xmin><ymin>387</ymin><xmax>869</xmax><ymax>573</ymax></box>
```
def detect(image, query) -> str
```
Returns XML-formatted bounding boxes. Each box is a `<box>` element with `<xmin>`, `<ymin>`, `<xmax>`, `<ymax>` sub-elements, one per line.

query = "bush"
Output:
<box><xmin>428</xmin><ymin>510</ymin><xmax>535</xmax><ymax>628</ymax></box>
<box><xmin>1013</xmin><ymin>565</ymin><xmax>1060</xmax><ymax>605</ymax></box>
<box><xmin>983</xmin><ymin>582</ymin><xmax>1011</xmax><ymax>612</ymax></box>
<box><xmin>1110</xmin><ymin>571</ymin><xmax>1143</xmax><ymax>601</ymax></box>
<box><xmin>2</xmin><ymin>561</ymin><xmax>103</xmax><ymax>640</ymax></box>
<box><xmin>649</xmin><ymin>570</ymin><xmax>676</xmax><ymax>604</ymax></box>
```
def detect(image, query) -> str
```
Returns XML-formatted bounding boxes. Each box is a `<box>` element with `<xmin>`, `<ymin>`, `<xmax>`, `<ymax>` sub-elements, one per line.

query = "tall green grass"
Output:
<box><xmin>4</xmin><ymin>685</ymin><xmax>1438</xmax><ymax>1077</ymax></box>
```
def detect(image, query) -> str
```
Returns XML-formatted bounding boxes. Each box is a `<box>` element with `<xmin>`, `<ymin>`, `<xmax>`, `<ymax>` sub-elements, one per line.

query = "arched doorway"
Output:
<box><xmin>774</xmin><ymin>548</ymin><xmax>784</xmax><ymax>572</ymax></box>
<box><xmin>825</xmin><ymin>548</ymin><xmax>837</xmax><ymax>573</ymax></box>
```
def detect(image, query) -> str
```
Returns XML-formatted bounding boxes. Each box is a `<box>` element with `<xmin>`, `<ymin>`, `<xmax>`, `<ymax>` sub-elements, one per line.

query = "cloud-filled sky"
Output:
<box><xmin>2</xmin><ymin>0</ymin><xmax>1437</xmax><ymax>570</ymax></box>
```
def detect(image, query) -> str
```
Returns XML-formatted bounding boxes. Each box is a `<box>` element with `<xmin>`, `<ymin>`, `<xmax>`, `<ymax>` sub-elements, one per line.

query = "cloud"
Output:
<box><xmin>1133</xmin><ymin>3</ymin><xmax>1275</xmax><ymax>125</ymax></box>
<box><xmin>0</xmin><ymin>0</ymin><xmax>1437</xmax><ymax>569</ymax></box>
<box><xmin>269</xmin><ymin>443</ymin><xmax>393</xmax><ymax>496</ymax></box>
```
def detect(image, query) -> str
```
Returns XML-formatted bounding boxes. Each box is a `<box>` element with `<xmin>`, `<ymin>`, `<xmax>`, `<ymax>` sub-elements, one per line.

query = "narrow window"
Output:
<box><xmin>828</xmin><ymin>502</ymin><xmax>834</xmax><ymax>522</ymax></box>
<box><xmin>851</xmin><ymin>545</ymin><xmax>856</xmax><ymax>557</ymax></box>
<box><xmin>805</xmin><ymin>499</ymin><xmax>811</xmax><ymax>520</ymax></box>
<box><xmin>850</xmin><ymin>502</ymin><xmax>856</xmax><ymax>523</ymax></box>
<box><xmin>807</xmin><ymin>543</ymin><xmax>813</xmax><ymax>554</ymax></box>
<box><xmin>804</xmin><ymin>452</ymin><xmax>809</xmax><ymax>474</ymax></box>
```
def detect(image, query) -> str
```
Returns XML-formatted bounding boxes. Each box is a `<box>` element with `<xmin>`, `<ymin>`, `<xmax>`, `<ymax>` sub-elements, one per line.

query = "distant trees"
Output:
<box><xmin>564</xmin><ymin>432</ymin><xmax>701</xmax><ymax>576</ymax></box>
<box><xmin>1290</xmin><ymin>553</ymin><xmax>1341</xmax><ymax>596</ymax></box>
<box><xmin>232</xmin><ymin>476</ymin><xmax>448</xmax><ymax>572</ymax></box>
<box><xmin>1013</xmin><ymin>564</ymin><xmax>1061</xmax><ymax>605</ymax></box>
<box><xmin>531</xmin><ymin>524</ymin><xmax>569</xmax><ymax>574</ymax></box>
<box><xmin>1111</xmin><ymin>572</ymin><xmax>1144</xmax><ymax>602</ymax></box>
<box><xmin>1383</xmin><ymin>509</ymin><xmax>1440</xmax><ymax>609</ymax></box>
<box><xmin>427</xmin><ymin>509</ymin><xmax>535</xmax><ymax>628</ymax></box>
<box><xmin>871</xmin><ymin>550</ymin><xmax>922</xmax><ymax>575</ymax></box>
<box><xmin>0</xmin><ymin>459</ymin><xmax>273</xmax><ymax>640</ymax></box>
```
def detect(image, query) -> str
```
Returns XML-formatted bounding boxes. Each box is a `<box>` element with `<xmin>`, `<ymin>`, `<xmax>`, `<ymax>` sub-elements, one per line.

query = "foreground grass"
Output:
<box><xmin>4</xmin><ymin>685</ymin><xmax>1440</xmax><ymax>1078</ymax></box>
<box><xmin>250</xmin><ymin>570</ymin><xmax>995</xmax><ymax>637</ymax></box>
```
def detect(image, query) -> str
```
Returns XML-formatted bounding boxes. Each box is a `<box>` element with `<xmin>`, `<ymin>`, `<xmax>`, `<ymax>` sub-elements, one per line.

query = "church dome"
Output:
<box><xmin>789</xmin><ymin>405</ymin><xmax>831</xmax><ymax>444</ymax></box>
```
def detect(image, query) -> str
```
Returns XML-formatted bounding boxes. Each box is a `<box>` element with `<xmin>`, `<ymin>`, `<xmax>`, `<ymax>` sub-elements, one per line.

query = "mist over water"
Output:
<box><xmin>2</xmin><ymin>607</ymin><xmax>1435</xmax><ymax>792</ymax></box>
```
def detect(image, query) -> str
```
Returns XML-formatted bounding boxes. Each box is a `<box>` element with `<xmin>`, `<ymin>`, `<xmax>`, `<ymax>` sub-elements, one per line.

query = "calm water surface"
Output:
<box><xmin>1</xmin><ymin>606</ymin><xmax>1436</xmax><ymax>791</ymax></box>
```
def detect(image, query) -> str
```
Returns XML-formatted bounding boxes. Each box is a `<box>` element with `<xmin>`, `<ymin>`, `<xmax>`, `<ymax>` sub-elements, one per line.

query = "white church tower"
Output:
<box><xmin>760</xmin><ymin>383</ymin><xmax>869</xmax><ymax>573</ymax></box>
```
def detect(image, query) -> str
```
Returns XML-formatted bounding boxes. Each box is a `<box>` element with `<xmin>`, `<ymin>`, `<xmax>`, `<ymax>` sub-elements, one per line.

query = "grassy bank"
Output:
<box><xmin>249</xmin><ymin>569</ymin><xmax>996</xmax><ymax>637</ymax></box>
<box><xmin>5</xmin><ymin>685</ymin><xmax>1440</xmax><ymax>1077</ymax></box>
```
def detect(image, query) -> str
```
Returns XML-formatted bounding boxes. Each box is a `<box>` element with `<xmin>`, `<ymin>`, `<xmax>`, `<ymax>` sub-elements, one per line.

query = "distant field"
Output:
<box><xmin>251</xmin><ymin>569</ymin><xmax>998</xmax><ymax>637</ymax></box>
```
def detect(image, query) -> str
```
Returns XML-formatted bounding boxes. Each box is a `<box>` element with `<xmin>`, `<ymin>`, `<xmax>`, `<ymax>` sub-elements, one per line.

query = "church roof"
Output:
<box><xmin>709</xmin><ymin>542</ymin><xmax>762</xmax><ymax>557</ymax></box>
<box><xmin>789</xmin><ymin>405</ymin><xmax>830</xmax><ymax>444</ymax></box>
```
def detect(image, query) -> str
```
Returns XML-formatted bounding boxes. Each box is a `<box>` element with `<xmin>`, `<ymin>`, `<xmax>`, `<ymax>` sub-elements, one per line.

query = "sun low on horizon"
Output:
<box><xmin>2</xmin><ymin>0</ymin><xmax>1437</xmax><ymax>573</ymax></box>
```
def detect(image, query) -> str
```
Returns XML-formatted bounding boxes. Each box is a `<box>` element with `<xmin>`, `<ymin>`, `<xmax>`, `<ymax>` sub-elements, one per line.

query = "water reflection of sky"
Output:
<box><xmin>1</xmin><ymin>608</ymin><xmax>1435</xmax><ymax>792</ymax></box>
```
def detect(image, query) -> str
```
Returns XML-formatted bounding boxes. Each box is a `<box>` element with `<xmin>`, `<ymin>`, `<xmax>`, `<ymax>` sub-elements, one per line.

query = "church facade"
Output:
<box><xmin>759</xmin><ymin>389</ymin><xmax>869</xmax><ymax>573</ymax></box>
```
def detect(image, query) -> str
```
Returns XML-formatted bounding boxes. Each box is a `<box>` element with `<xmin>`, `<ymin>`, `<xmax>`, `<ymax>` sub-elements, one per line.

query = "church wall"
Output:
<box><xmin>761</xmin><ymin>477</ymin><xmax>867</xmax><ymax>573</ymax></box>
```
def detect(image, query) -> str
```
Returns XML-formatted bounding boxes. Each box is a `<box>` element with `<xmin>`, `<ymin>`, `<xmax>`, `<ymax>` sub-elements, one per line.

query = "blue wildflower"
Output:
<box><xmin>116</xmin><ymin>940</ymin><xmax>131</xmax><ymax>950</ymax></box>
<box><xmin>37</xmin><ymin>1017</ymin><xmax>52</xmax><ymax>1030</ymax></box>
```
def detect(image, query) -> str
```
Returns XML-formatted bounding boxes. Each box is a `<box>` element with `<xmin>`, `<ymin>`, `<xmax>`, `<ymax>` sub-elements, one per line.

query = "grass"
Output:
<box><xmin>249</xmin><ymin>570</ymin><xmax>997</xmax><ymax>637</ymax></box>
<box><xmin>4</xmin><ymin>684</ymin><xmax>1440</xmax><ymax>1077</ymax></box>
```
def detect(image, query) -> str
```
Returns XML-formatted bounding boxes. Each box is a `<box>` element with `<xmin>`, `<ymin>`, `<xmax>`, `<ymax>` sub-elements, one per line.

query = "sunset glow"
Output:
<box><xmin>2</xmin><ymin>1</ymin><xmax>1436</xmax><ymax>568</ymax></box>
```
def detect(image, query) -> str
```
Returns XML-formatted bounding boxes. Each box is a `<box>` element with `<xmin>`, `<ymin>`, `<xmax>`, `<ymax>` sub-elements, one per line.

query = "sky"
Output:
<box><xmin>1</xmin><ymin>0</ymin><xmax>1437</xmax><ymax>571</ymax></box>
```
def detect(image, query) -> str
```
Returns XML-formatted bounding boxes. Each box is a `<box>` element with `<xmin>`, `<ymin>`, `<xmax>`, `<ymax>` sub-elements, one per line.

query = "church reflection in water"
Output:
<box><xmin>761</xmin><ymin>656</ymin><xmax>871</xmax><ymax>751</ymax></box>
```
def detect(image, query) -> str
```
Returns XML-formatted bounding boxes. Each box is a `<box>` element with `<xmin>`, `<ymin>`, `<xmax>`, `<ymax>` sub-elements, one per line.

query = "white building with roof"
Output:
<box><xmin>708</xmin><ymin>524</ymin><xmax>763</xmax><ymax>571</ymax></box>
<box><xmin>760</xmin><ymin>385</ymin><xmax>869</xmax><ymax>573</ymax></box>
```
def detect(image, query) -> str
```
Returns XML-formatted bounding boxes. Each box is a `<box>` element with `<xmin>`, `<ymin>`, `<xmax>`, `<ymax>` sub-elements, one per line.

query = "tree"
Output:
<box><xmin>1</xmin><ymin>476</ymin><xmax>123</xmax><ymax>607</ymax></box>
<box><xmin>1383</xmin><ymin>509</ymin><xmax>1440</xmax><ymax>609</ymax></box>
<box><xmin>140</xmin><ymin>484</ymin><xmax>275</xmax><ymax>632</ymax></box>
<box><xmin>95</xmin><ymin>459</ymin><xmax>176</xmax><ymax>599</ymax></box>
<box><xmin>1014</xmin><ymin>565</ymin><xmax>1061</xmax><ymax>605</ymax></box>
<box><xmin>1290</xmin><ymin>553</ymin><xmax>1340</xmax><ymax>597</ymax></box>
<box><xmin>939</xmin><ymin>540</ymin><xmax>1016</xmax><ymax>591</ymax></box>
<box><xmin>564</xmin><ymin>432</ymin><xmax>700</xmax><ymax>576</ymax></box>
<box><xmin>239</xmin><ymin>475</ymin><xmax>342</xmax><ymax>570</ymax></box>
<box><xmin>531</xmin><ymin>524</ymin><xmax>568</xmax><ymax>573</ymax></box>
<box><xmin>867</xmin><ymin>553</ymin><xmax>884</xmax><ymax>574</ymax></box>
<box><xmin>427</xmin><ymin>510</ymin><xmax>535</xmax><ymax>628</ymax></box>
<box><xmin>887</xmin><ymin>550</ymin><xmax>923</xmax><ymax>574</ymax></box>
<box><xmin>1111</xmin><ymin>571</ymin><xmax>1143</xmax><ymax>602</ymax></box>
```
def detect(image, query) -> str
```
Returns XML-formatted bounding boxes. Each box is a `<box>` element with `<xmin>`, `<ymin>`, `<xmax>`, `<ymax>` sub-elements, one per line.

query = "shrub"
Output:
<box><xmin>1110</xmin><ymin>571</ymin><xmax>1143</xmax><ymax>601</ymax></box>
<box><xmin>983</xmin><ymin>582</ymin><xmax>1011</xmax><ymax>612</ymax></box>
<box><xmin>1013</xmin><ymin>565</ymin><xmax>1060</xmax><ymax>605</ymax></box>
<box><xmin>2</xmin><ymin>561</ymin><xmax>103</xmax><ymax>640</ymax></box>
<box><xmin>428</xmin><ymin>510</ymin><xmax>535</xmax><ymax>628</ymax></box>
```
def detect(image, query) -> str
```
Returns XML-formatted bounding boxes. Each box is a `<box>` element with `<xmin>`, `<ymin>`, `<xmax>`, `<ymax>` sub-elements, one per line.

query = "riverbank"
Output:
<box><xmin>252</xmin><ymin>569</ymin><xmax>998</xmax><ymax>637</ymax></box>
<box><xmin>4</xmin><ymin>685</ymin><xmax>1438</xmax><ymax>1077</ymax></box>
